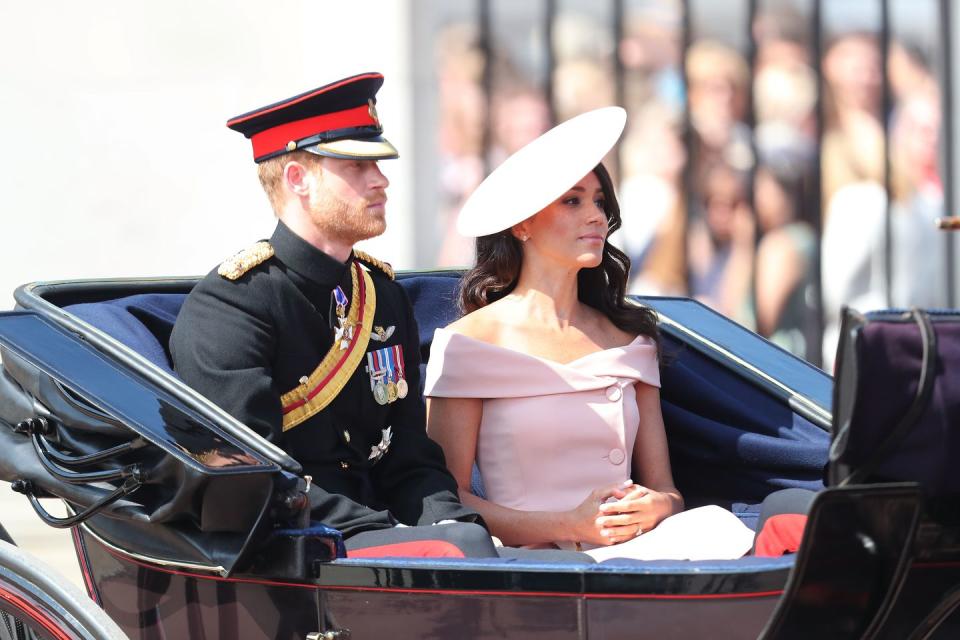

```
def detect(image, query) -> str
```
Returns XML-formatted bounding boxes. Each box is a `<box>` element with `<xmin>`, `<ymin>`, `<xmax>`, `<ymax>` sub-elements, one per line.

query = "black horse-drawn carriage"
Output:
<box><xmin>0</xmin><ymin>271</ymin><xmax>956</xmax><ymax>639</ymax></box>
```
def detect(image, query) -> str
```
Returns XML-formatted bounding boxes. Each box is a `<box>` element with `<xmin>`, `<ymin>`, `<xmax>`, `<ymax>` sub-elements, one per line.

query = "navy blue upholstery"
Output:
<box><xmin>396</xmin><ymin>273</ymin><xmax>462</xmax><ymax>383</ymax></box>
<box><xmin>66</xmin><ymin>294</ymin><xmax>186</xmax><ymax>375</ymax></box>
<box><xmin>63</xmin><ymin>277</ymin><xmax>828</xmax><ymax>515</ymax></box>
<box><xmin>660</xmin><ymin>338</ymin><xmax>828</xmax><ymax>507</ymax></box>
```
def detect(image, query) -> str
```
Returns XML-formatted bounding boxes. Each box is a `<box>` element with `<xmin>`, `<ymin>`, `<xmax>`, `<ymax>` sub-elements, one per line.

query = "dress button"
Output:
<box><xmin>340</xmin><ymin>461</ymin><xmax>349</xmax><ymax>470</ymax></box>
<box><xmin>608</xmin><ymin>448</ymin><xmax>625</xmax><ymax>465</ymax></box>
<box><xmin>606</xmin><ymin>385</ymin><xmax>622</xmax><ymax>402</ymax></box>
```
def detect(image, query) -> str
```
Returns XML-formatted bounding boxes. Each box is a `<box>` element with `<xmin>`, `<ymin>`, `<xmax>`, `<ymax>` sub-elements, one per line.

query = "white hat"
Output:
<box><xmin>456</xmin><ymin>106</ymin><xmax>627</xmax><ymax>238</ymax></box>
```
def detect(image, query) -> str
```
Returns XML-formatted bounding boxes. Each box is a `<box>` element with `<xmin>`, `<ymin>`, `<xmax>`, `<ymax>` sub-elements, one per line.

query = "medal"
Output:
<box><xmin>367</xmin><ymin>350</ymin><xmax>389</xmax><ymax>405</ymax></box>
<box><xmin>367</xmin><ymin>345</ymin><xmax>409</xmax><ymax>404</ymax></box>
<box><xmin>391</xmin><ymin>345</ymin><xmax>409</xmax><ymax>400</ymax></box>
<box><xmin>373</xmin><ymin>381</ymin><xmax>389</xmax><ymax>405</ymax></box>
<box><xmin>331</xmin><ymin>287</ymin><xmax>355</xmax><ymax>350</ymax></box>
<box><xmin>368</xmin><ymin>345</ymin><xmax>399</xmax><ymax>405</ymax></box>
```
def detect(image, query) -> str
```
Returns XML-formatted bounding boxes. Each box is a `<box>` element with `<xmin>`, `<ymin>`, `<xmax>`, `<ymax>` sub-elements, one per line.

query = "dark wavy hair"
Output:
<box><xmin>457</xmin><ymin>163</ymin><xmax>660</xmax><ymax>346</ymax></box>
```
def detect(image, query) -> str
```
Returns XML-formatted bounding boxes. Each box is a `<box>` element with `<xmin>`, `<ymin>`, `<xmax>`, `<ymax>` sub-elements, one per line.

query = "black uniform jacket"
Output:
<box><xmin>170</xmin><ymin>221</ymin><xmax>479</xmax><ymax>537</ymax></box>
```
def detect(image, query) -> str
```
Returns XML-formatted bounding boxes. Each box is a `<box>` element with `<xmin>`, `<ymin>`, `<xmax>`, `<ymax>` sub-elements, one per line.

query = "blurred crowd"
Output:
<box><xmin>426</xmin><ymin>0</ymin><xmax>948</xmax><ymax>369</ymax></box>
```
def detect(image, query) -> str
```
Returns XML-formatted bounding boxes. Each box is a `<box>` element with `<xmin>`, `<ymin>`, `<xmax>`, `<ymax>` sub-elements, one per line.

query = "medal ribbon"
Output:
<box><xmin>392</xmin><ymin>345</ymin><xmax>405</xmax><ymax>380</ymax></box>
<box><xmin>366</xmin><ymin>351</ymin><xmax>382</xmax><ymax>388</ymax></box>
<box><xmin>383</xmin><ymin>345</ymin><xmax>396</xmax><ymax>382</ymax></box>
<box><xmin>333</xmin><ymin>286</ymin><xmax>349</xmax><ymax>308</ymax></box>
<box><xmin>368</xmin><ymin>347</ymin><xmax>397</xmax><ymax>383</ymax></box>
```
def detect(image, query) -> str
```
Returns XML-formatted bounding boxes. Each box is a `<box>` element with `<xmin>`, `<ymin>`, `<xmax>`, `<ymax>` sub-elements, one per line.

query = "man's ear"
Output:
<box><xmin>283</xmin><ymin>160</ymin><xmax>313</xmax><ymax>197</ymax></box>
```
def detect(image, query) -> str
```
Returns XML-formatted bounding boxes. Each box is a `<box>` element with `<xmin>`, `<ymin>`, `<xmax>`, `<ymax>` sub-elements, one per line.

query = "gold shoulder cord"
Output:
<box><xmin>218</xmin><ymin>241</ymin><xmax>275</xmax><ymax>280</ymax></box>
<box><xmin>353</xmin><ymin>249</ymin><xmax>395</xmax><ymax>280</ymax></box>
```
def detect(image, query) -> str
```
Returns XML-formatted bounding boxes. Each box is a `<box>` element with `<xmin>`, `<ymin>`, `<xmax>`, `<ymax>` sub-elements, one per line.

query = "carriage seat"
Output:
<box><xmin>63</xmin><ymin>275</ymin><xmax>482</xmax><ymax>494</ymax></box>
<box><xmin>62</xmin><ymin>275</ymin><xmax>461</xmax><ymax>378</ymax></box>
<box><xmin>61</xmin><ymin>275</ymin><xmax>828</xmax><ymax>526</ymax></box>
<box><xmin>66</xmin><ymin>293</ymin><xmax>186</xmax><ymax>376</ymax></box>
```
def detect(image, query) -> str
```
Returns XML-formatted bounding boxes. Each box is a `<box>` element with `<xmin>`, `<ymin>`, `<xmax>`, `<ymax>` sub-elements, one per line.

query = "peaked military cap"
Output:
<box><xmin>227</xmin><ymin>72</ymin><xmax>399</xmax><ymax>163</ymax></box>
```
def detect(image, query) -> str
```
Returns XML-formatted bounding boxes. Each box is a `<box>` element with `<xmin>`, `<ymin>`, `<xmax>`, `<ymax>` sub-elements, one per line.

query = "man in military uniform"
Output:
<box><xmin>170</xmin><ymin>73</ymin><xmax>494</xmax><ymax>557</ymax></box>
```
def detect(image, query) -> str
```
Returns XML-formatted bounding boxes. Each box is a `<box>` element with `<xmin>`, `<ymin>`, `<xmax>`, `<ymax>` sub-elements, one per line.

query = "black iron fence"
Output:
<box><xmin>410</xmin><ymin>0</ymin><xmax>955</xmax><ymax>369</ymax></box>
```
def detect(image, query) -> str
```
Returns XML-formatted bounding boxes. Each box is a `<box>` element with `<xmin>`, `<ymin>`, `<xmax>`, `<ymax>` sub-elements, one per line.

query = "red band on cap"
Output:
<box><xmin>250</xmin><ymin>104</ymin><xmax>377</xmax><ymax>159</ymax></box>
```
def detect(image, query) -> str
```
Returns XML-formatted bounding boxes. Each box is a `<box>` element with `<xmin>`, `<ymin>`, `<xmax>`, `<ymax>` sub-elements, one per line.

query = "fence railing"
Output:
<box><xmin>411</xmin><ymin>0</ymin><xmax>955</xmax><ymax>369</ymax></box>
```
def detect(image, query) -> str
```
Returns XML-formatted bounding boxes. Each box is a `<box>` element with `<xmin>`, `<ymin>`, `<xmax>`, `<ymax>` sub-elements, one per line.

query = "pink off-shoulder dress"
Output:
<box><xmin>424</xmin><ymin>327</ymin><xmax>755</xmax><ymax>560</ymax></box>
<box><xmin>424</xmin><ymin>328</ymin><xmax>660</xmax><ymax>515</ymax></box>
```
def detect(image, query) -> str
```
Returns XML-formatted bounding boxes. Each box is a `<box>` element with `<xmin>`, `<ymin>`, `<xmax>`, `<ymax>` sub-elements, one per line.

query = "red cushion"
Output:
<box><xmin>754</xmin><ymin>514</ymin><xmax>807</xmax><ymax>557</ymax></box>
<box><xmin>346</xmin><ymin>540</ymin><xmax>466</xmax><ymax>558</ymax></box>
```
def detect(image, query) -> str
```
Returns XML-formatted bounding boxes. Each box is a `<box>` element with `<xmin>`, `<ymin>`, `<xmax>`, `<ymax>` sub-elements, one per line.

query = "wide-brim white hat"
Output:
<box><xmin>456</xmin><ymin>106</ymin><xmax>627</xmax><ymax>238</ymax></box>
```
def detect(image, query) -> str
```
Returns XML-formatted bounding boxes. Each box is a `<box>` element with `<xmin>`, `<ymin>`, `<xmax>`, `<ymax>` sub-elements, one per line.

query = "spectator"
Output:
<box><xmin>821</xmin><ymin>32</ymin><xmax>885</xmax><ymax>218</ymax></box>
<box><xmin>753</xmin><ymin>161</ymin><xmax>817</xmax><ymax>358</ymax></box>
<box><xmin>687</xmin><ymin>163</ymin><xmax>755</xmax><ymax>325</ymax></box>
<box><xmin>821</xmin><ymin>88</ymin><xmax>946</xmax><ymax>368</ymax></box>
<box><xmin>686</xmin><ymin>40</ymin><xmax>753</xmax><ymax>177</ymax></box>
<box><xmin>613</xmin><ymin>103</ymin><xmax>687</xmax><ymax>295</ymax></box>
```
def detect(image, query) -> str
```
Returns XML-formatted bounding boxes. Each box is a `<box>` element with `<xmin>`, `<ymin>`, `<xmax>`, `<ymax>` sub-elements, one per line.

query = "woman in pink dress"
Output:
<box><xmin>425</xmin><ymin>108</ymin><xmax>754</xmax><ymax>559</ymax></box>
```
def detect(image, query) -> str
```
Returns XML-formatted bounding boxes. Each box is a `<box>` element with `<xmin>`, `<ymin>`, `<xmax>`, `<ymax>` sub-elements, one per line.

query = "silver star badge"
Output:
<box><xmin>335</xmin><ymin>318</ymin><xmax>355</xmax><ymax>350</ymax></box>
<box><xmin>368</xmin><ymin>426</ymin><xmax>393</xmax><ymax>463</ymax></box>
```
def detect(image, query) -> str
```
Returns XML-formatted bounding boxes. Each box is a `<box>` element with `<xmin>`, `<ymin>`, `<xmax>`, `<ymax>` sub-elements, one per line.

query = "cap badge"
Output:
<box><xmin>367</xmin><ymin>99</ymin><xmax>380</xmax><ymax>126</ymax></box>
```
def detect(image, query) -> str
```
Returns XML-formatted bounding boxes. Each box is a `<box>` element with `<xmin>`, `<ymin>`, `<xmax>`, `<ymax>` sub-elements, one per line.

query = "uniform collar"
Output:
<box><xmin>270</xmin><ymin>220</ymin><xmax>352</xmax><ymax>288</ymax></box>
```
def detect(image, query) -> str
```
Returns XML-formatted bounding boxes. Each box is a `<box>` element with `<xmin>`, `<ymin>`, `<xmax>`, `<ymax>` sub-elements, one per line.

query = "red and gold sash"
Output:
<box><xmin>280</xmin><ymin>261</ymin><xmax>376</xmax><ymax>431</ymax></box>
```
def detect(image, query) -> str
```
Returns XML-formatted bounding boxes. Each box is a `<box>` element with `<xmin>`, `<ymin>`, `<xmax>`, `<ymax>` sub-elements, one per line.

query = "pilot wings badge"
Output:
<box><xmin>368</xmin><ymin>426</ymin><xmax>393</xmax><ymax>463</ymax></box>
<box><xmin>370</xmin><ymin>325</ymin><xmax>395</xmax><ymax>342</ymax></box>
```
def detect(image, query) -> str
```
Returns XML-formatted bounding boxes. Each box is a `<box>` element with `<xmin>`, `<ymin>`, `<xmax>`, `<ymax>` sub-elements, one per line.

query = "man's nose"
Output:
<box><xmin>369</xmin><ymin>163</ymin><xmax>389</xmax><ymax>189</ymax></box>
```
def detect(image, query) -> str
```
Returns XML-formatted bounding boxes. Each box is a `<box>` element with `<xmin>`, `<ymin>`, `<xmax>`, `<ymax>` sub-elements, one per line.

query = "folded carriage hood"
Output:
<box><xmin>0</xmin><ymin>311</ymin><xmax>298</xmax><ymax>575</ymax></box>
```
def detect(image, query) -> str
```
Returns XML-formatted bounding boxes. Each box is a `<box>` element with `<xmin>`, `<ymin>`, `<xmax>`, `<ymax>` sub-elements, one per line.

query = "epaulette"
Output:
<box><xmin>218</xmin><ymin>241</ymin><xmax>275</xmax><ymax>280</ymax></box>
<box><xmin>353</xmin><ymin>249</ymin><xmax>394</xmax><ymax>280</ymax></box>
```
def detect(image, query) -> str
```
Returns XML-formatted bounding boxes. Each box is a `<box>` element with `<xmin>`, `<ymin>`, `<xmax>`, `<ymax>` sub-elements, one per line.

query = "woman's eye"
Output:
<box><xmin>595</xmin><ymin>199</ymin><xmax>606</xmax><ymax>209</ymax></box>
<box><xmin>563</xmin><ymin>197</ymin><xmax>580</xmax><ymax>206</ymax></box>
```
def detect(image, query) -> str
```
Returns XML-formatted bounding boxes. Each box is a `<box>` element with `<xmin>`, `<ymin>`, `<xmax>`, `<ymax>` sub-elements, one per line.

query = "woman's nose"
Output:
<box><xmin>586</xmin><ymin>204</ymin><xmax>606</xmax><ymax>226</ymax></box>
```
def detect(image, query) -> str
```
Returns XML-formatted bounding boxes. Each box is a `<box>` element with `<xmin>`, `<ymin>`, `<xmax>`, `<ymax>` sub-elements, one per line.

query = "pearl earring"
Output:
<box><xmin>521</xmin><ymin>234</ymin><xmax>529</xmax><ymax>242</ymax></box>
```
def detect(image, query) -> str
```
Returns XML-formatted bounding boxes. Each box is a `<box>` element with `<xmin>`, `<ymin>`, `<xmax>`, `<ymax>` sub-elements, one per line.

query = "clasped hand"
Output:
<box><xmin>569</xmin><ymin>480</ymin><xmax>675</xmax><ymax>546</ymax></box>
